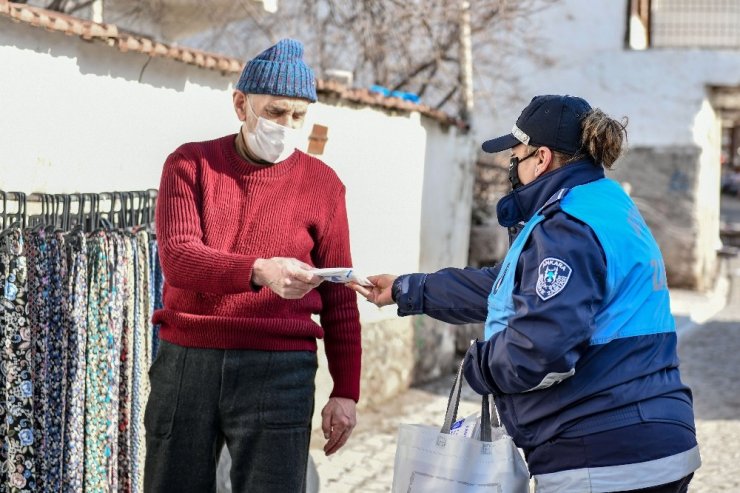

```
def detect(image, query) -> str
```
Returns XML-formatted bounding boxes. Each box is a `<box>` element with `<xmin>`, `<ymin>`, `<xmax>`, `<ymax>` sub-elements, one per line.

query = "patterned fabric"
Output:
<box><xmin>0</xmin><ymin>241</ymin><xmax>5</xmax><ymax>493</ymax></box>
<box><xmin>118</xmin><ymin>234</ymin><xmax>135</xmax><ymax>493</ymax></box>
<box><xmin>131</xmin><ymin>231</ymin><xmax>152</xmax><ymax>493</ymax></box>
<box><xmin>149</xmin><ymin>240</ymin><xmax>163</xmax><ymax>362</ymax></box>
<box><xmin>62</xmin><ymin>231</ymin><xmax>87</xmax><ymax>493</ymax></box>
<box><xmin>0</xmin><ymin>235</ymin><xmax>8</xmax><ymax>493</ymax></box>
<box><xmin>107</xmin><ymin>233</ymin><xmax>126</xmax><ymax>492</ymax></box>
<box><xmin>26</xmin><ymin>230</ymin><xmax>51</xmax><ymax>491</ymax></box>
<box><xmin>0</xmin><ymin>224</ymin><xmax>160</xmax><ymax>493</ymax></box>
<box><xmin>43</xmin><ymin>233</ymin><xmax>68</xmax><ymax>492</ymax></box>
<box><xmin>1</xmin><ymin>230</ymin><xmax>36</xmax><ymax>492</ymax></box>
<box><xmin>84</xmin><ymin>232</ymin><xmax>111</xmax><ymax>492</ymax></box>
<box><xmin>130</xmin><ymin>237</ymin><xmax>143</xmax><ymax>493</ymax></box>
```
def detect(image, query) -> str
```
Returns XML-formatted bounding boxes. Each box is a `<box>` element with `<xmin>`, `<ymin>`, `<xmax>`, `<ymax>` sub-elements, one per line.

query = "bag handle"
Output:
<box><xmin>441</xmin><ymin>350</ymin><xmax>497</xmax><ymax>442</ymax></box>
<box><xmin>441</xmin><ymin>356</ymin><xmax>465</xmax><ymax>434</ymax></box>
<box><xmin>480</xmin><ymin>395</ymin><xmax>492</xmax><ymax>442</ymax></box>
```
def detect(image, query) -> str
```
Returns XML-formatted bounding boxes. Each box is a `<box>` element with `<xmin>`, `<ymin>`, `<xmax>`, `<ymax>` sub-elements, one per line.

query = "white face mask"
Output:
<box><xmin>245</xmin><ymin>97</ymin><xmax>302</xmax><ymax>163</ymax></box>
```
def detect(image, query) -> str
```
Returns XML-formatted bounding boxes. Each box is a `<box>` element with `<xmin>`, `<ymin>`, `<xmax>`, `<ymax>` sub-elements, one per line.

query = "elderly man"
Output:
<box><xmin>145</xmin><ymin>39</ymin><xmax>362</xmax><ymax>493</ymax></box>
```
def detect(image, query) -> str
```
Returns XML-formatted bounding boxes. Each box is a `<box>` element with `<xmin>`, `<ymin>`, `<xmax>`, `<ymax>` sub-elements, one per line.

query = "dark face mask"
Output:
<box><xmin>508</xmin><ymin>148</ymin><xmax>538</xmax><ymax>190</ymax></box>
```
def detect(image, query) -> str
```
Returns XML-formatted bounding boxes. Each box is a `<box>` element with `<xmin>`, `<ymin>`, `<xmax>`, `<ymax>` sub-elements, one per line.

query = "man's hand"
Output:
<box><xmin>348</xmin><ymin>274</ymin><xmax>398</xmax><ymax>307</ymax></box>
<box><xmin>321</xmin><ymin>397</ymin><xmax>357</xmax><ymax>456</ymax></box>
<box><xmin>252</xmin><ymin>257</ymin><xmax>322</xmax><ymax>299</ymax></box>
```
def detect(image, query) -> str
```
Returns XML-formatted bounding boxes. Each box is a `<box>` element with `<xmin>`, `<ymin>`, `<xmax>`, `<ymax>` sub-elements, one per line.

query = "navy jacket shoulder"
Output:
<box><xmin>394</xmin><ymin>161</ymin><xmax>607</xmax><ymax>328</ymax></box>
<box><xmin>466</xmin><ymin>210</ymin><xmax>607</xmax><ymax>395</ymax></box>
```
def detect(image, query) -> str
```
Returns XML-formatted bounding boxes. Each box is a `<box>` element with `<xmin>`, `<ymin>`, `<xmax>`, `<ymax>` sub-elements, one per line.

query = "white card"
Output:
<box><xmin>309</xmin><ymin>268</ymin><xmax>372</xmax><ymax>286</ymax></box>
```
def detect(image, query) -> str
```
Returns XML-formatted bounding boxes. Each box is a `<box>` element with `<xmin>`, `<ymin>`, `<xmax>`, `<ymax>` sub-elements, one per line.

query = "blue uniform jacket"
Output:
<box><xmin>392</xmin><ymin>160</ymin><xmax>699</xmax><ymax>484</ymax></box>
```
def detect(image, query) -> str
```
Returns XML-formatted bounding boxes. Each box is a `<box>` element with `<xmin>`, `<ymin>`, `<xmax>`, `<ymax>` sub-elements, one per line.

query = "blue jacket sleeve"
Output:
<box><xmin>393</xmin><ymin>265</ymin><xmax>500</xmax><ymax>324</ymax></box>
<box><xmin>464</xmin><ymin>212</ymin><xmax>607</xmax><ymax>395</ymax></box>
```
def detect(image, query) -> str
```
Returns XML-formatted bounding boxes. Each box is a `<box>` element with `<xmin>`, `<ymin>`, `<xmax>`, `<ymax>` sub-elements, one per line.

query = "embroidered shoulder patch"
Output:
<box><xmin>536</xmin><ymin>257</ymin><xmax>572</xmax><ymax>301</ymax></box>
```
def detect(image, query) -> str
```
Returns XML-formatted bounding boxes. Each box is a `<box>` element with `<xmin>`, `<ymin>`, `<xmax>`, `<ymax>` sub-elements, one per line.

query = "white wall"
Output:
<box><xmin>300</xmin><ymin>104</ymin><xmax>429</xmax><ymax>323</ymax></box>
<box><xmin>475</xmin><ymin>0</ymin><xmax>740</xmax><ymax>149</ymax></box>
<box><xmin>419</xmin><ymin>122</ymin><xmax>476</xmax><ymax>272</ymax></box>
<box><xmin>0</xmin><ymin>20</ymin><xmax>236</xmax><ymax>193</ymax></box>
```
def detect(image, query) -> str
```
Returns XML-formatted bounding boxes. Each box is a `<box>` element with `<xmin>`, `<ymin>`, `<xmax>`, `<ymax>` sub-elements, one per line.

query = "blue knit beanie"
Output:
<box><xmin>236</xmin><ymin>39</ymin><xmax>317</xmax><ymax>102</ymax></box>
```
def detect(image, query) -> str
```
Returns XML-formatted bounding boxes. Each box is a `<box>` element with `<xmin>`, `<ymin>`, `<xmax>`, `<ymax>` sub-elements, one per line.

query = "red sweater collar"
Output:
<box><xmin>223</xmin><ymin>134</ymin><xmax>301</xmax><ymax>177</ymax></box>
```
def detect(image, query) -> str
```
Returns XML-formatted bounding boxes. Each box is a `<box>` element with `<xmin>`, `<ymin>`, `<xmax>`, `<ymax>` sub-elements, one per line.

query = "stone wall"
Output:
<box><xmin>359</xmin><ymin>318</ymin><xmax>416</xmax><ymax>403</ymax></box>
<box><xmin>411</xmin><ymin>317</ymin><xmax>458</xmax><ymax>383</ymax></box>
<box><xmin>312</xmin><ymin>317</ymin><xmax>415</xmax><ymax>430</ymax></box>
<box><xmin>611</xmin><ymin>146</ymin><xmax>719</xmax><ymax>290</ymax></box>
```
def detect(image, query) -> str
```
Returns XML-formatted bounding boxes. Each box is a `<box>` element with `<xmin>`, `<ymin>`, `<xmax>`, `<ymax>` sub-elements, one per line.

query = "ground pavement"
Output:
<box><xmin>677</xmin><ymin>257</ymin><xmax>740</xmax><ymax>492</ymax></box>
<box><xmin>310</xmin><ymin>258</ymin><xmax>740</xmax><ymax>492</ymax></box>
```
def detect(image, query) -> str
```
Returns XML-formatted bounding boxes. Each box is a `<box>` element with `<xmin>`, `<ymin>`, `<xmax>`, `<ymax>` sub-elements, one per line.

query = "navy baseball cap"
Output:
<box><xmin>482</xmin><ymin>95</ymin><xmax>592</xmax><ymax>154</ymax></box>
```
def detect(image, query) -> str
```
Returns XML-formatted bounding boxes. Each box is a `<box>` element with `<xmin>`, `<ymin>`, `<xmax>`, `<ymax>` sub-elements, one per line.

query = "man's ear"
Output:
<box><xmin>535</xmin><ymin>147</ymin><xmax>554</xmax><ymax>177</ymax></box>
<box><xmin>233</xmin><ymin>90</ymin><xmax>247</xmax><ymax>121</ymax></box>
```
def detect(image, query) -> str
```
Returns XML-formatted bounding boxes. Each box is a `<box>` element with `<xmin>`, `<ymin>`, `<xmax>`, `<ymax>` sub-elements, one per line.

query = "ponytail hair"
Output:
<box><xmin>580</xmin><ymin>108</ymin><xmax>628</xmax><ymax>169</ymax></box>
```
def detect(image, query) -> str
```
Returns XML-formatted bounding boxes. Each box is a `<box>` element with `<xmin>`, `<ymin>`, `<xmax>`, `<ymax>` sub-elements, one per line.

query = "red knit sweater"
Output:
<box><xmin>153</xmin><ymin>134</ymin><xmax>362</xmax><ymax>401</ymax></box>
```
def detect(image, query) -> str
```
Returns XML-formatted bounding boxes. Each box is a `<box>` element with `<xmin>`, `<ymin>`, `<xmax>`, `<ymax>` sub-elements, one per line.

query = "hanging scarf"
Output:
<box><xmin>0</xmin><ymin>219</ymin><xmax>161</xmax><ymax>492</ymax></box>
<box><xmin>42</xmin><ymin>232</ymin><xmax>69</xmax><ymax>492</ymax></box>
<box><xmin>117</xmin><ymin>233</ymin><xmax>135</xmax><ymax>493</ymax></box>
<box><xmin>130</xmin><ymin>230</ymin><xmax>152</xmax><ymax>493</ymax></box>
<box><xmin>62</xmin><ymin>231</ymin><xmax>87</xmax><ymax>493</ymax></box>
<box><xmin>1</xmin><ymin>229</ymin><xmax>36</xmax><ymax>492</ymax></box>
<box><xmin>84</xmin><ymin>232</ymin><xmax>111</xmax><ymax>492</ymax></box>
<box><xmin>148</xmin><ymin>239</ymin><xmax>163</xmax><ymax>362</ymax></box>
<box><xmin>26</xmin><ymin>230</ymin><xmax>52</xmax><ymax>491</ymax></box>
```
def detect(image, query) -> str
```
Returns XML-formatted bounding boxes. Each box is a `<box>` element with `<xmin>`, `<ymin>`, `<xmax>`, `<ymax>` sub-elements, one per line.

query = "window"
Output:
<box><xmin>627</xmin><ymin>0</ymin><xmax>740</xmax><ymax>49</ymax></box>
<box><xmin>628</xmin><ymin>0</ymin><xmax>651</xmax><ymax>49</ymax></box>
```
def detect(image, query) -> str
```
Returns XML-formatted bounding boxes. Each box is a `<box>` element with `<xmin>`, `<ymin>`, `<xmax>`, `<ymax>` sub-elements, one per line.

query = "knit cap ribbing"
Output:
<box><xmin>236</xmin><ymin>38</ymin><xmax>317</xmax><ymax>102</ymax></box>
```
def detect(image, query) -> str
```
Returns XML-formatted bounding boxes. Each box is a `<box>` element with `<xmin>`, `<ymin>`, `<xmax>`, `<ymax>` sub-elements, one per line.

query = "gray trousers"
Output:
<box><xmin>144</xmin><ymin>340</ymin><xmax>317</xmax><ymax>493</ymax></box>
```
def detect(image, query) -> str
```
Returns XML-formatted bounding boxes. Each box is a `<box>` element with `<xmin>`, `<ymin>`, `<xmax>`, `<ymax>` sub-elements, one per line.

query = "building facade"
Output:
<box><xmin>472</xmin><ymin>0</ymin><xmax>740</xmax><ymax>290</ymax></box>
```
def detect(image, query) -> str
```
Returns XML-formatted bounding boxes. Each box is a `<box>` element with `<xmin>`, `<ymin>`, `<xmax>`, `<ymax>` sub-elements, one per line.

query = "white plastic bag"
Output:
<box><xmin>391</xmin><ymin>359</ymin><xmax>530</xmax><ymax>493</ymax></box>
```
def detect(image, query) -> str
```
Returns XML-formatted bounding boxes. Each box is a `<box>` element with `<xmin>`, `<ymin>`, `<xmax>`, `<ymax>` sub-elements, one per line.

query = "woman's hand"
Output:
<box><xmin>348</xmin><ymin>274</ymin><xmax>398</xmax><ymax>307</ymax></box>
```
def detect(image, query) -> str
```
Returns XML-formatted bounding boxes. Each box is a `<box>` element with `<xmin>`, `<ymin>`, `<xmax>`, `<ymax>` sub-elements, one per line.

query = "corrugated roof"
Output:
<box><xmin>0</xmin><ymin>1</ymin><xmax>466</xmax><ymax>128</ymax></box>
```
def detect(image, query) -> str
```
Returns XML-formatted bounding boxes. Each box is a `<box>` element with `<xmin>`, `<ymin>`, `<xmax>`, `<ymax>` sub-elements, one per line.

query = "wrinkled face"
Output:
<box><xmin>233</xmin><ymin>91</ymin><xmax>310</xmax><ymax>130</ymax></box>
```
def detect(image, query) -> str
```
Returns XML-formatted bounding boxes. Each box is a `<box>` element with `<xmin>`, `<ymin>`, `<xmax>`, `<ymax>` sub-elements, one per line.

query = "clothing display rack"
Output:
<box><xmin>0</xmin><ymin>190</ymin><xmax>159</xmax><ymax>233</ymax></box>
<box><xmin>0</xmin><ymin>189</ymin><xmax>163</xmax><ymax>493</ymax></box>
